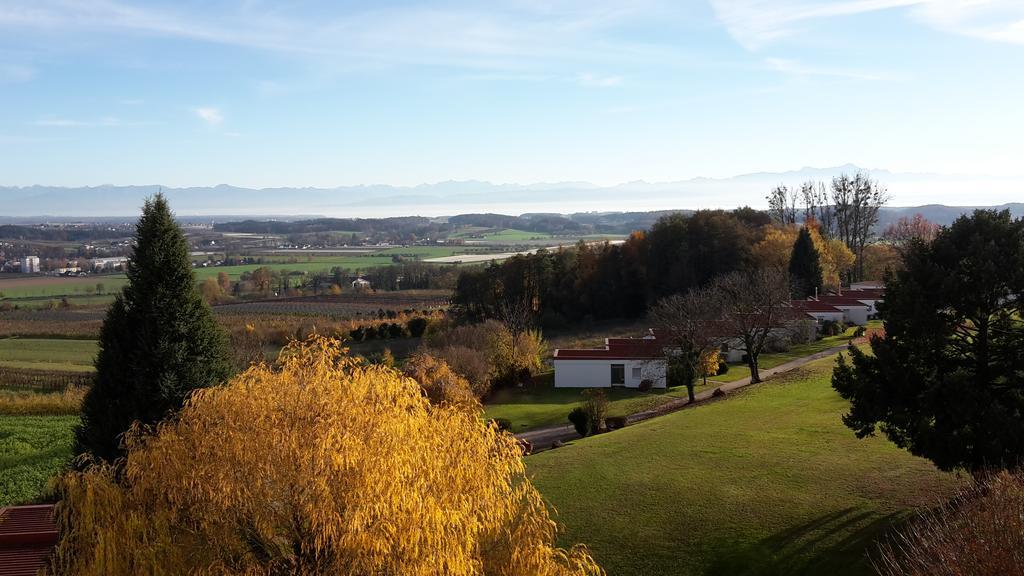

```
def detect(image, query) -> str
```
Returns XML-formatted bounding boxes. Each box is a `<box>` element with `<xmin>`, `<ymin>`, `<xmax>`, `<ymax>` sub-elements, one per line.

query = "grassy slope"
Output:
<box><xmin>527</xmin><ymin>357</ymin><xmax>961</xmax><ymax>576</ymax></box>
<box><xmin>484</xmin><ymin>373</ymin><xmax>711</xmax><ymax>432</ymax></box>
<box><xmin>0</xmin><ymin>338</ymin><xmax>99</xmax><ymax>372</ymax></box>
<box><xmin>0</xmin><ymin>415</ymin><xmax>78</xmax><ymax>506</ymax></box>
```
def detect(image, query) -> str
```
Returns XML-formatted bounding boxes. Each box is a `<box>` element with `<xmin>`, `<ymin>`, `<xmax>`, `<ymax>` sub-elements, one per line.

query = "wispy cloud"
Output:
<box><xmin>193</xmin><ymin>107</ymin><xmax>224</xmax><ymax>126</ymax></box>
<box><xmin>0</xmin><ymin>0</ymin><xmax>675</xmax><ymax>72</ymax></box>
<box><xmin>574</xmin><ymin>72</ymin><xmax>623</xmax><ymax>87</ymax></box>
<box><xmin>712</xmin><ymin>0</ymin><xmax>1024</xmax><ymax>50</ymax></box>
<box><xmin>0</xmin><ymin>62</ymin><xmax>35</xmax><ymax>83</ymax></box>
<box><xmin>32</xmin><ymin>116</ymin><xmax>152</xmax><ymax>127</ymax></box>
<box><xmin>764</xmin><ymin>57</ymin><xmax>884</xmax><ymax>80</ymax></box>
<box><xmin>711</xmin><ymin>0</ymin><xmax>923</xmax><ymax>50</ymax></box>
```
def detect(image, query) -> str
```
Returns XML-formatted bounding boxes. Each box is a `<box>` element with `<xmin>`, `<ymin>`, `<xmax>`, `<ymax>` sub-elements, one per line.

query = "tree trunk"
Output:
<box><xmin>686</xmin><ymin>383</ymin><xmax>695</xmax><ymax>403</ymax></box>
<box><xmin>748</xmin><ymin>356</ymin><xmax>761</xmax><ymax>383</ymax></box>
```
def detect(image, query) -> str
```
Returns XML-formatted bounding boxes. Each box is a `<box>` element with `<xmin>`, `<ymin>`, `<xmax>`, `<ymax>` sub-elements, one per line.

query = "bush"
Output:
<box><xmin>406</xmin><ymin>317</ymin><xmax>429</xmax><ymax>338</ymax></box>
<box><xmin>568</xmin><ymin>407</ymin><xmax>590</xmax><ymax>437</ymax></box>
<box><xmin>821</xmin><ymin>319</ymin><xmax>845</xmax><ymax>337</ymax></box>
<box><xmin>582</xmin><ymin>389</ymin><xmax>608</xmax><ymax>433</ymax></box>
<box><xmin>711</xmin><ymin>387</ymin><xmax>725</xmax><ymax>398</ymax></box>
<box><xmin>716</xmin><ymin>361</ymin><xmax>729</xmax><ymax>376</ymax></box>
<box><xmin>853</xmin><ymin>326</ymin><xmax>866</xmax><ymax>338</ymax></box>
<box><xmin>638</xmin><ymin>379</ymin><xmax>653</xmax><ymax>392</ymax></box>
<box><xmin>874</xmin><ymin>470</ymin><xmax>1024</xmax><ymax>576</ymax></box>
<box><xmin>490</xmin><ymin>418</ymin><xmax>512</xmax><ymax>432</ymax></box>
<box><xmin>605</xmin><ymin>416</ymin><xmax>627</xmax><ymax>430</ymax></box>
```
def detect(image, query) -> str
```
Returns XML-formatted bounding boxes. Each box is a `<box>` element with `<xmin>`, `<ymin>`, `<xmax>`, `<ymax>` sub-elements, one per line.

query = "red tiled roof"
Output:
<box><xmin>0</xmin><ymin>504</ymin><xmax>57</xmax><ymax>576</ymax></box>
<box><xmin>791</xmin><ymin>300</ymin><xmax>844</xmax><ymax>313</ymax></box>
<box><xmin>555</xmin><ymin>337</ymin><xmax>665</xmax><ymax>360</ymax></box>
<box><xmin>816</xmin><ymin>296</ymin><xmax>870</xmax><ymax>307</ymax></box>
<box><xmin>839</xmin><ymin>288</ymin><xmax>885</xmax><ymax>299</ymax></box>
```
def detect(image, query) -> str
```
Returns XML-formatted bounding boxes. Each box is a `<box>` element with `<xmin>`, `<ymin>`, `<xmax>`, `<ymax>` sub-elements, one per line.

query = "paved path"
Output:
<box><xmin>515</xmin><ymin>340</ymin><xmax>860</xmax><ymax>452</ymax></box>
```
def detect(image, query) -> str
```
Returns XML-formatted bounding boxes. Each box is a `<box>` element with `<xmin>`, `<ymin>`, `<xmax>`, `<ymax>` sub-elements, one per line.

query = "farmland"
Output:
<box><xmin>527</xmin><ymin>357</ymin><xmax>962</xmax><ymax>576</ymax></box>
<box><xmin>0</xmin><ymin>414</ymin><xmax>78</xmax><ymax>507</ymax></box>
<box><xmin>0</xmin><ymin>338</ymin><xmax>98</xmax><ymax>373</ymax></box>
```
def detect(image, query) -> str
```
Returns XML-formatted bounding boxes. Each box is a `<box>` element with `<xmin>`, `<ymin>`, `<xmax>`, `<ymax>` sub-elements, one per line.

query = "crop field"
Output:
<box><xmin>0</xmin><ymin>338</ymin><xmax>99</xmax><ymax>372</ymax></box>
<box><xmin>0</xmin><ymin>415</ymin><xmax>78</xmax><ymax>506</ymax></box>
<box><xmin>214</xmin><ymin>291</ymin><xmax>449</xmax><ymax>318</ymax></box>
<box><xmin>527</xmin><ymin>357</ymin><xmax>962</xmax><ymax>576</ymax></box>
<box><xmin>0</xmin><ymin>274</ymin><xmax>127</xmax><ymax>299</ymax></box>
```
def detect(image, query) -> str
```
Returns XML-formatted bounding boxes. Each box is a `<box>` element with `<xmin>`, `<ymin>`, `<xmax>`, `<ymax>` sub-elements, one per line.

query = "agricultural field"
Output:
<box><xmin>0</xmin><ymin>338</ymin><xmax>98</xmax><ymax>373</ymax></box>
<box><xmin>527</xmin><ymin>357</ymin><xmax>962</xmax><ymax>576</ymax></box>
<box><xmin>0</xmin><ymin>414</ymin><xmax>78</xmax><ymax>506</ymax></box>
<box><xmin>0</xmin><ymin>274</ymin><xmax>127</xmax><ymax>299</ymax></box>
<box><xmin>483</xmin><ymin>373</ymin><xmax>709</xmax><ymax>432</ymax></box>
<box><xmin>213</xmin><ymin>290</ymin><xmax>449</xmax><ymax>318</ymax></box>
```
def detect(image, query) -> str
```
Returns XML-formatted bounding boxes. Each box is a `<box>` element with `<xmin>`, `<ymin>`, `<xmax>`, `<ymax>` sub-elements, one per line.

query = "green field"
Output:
<box><xmin>710</xmin><ymin>328</ymin><xmax>865</xmax><ymax>384</ymax></box>
<box><xmin>527</xmin><ymin>357</ymin><xmax>961</xmax><ymax>576</ymax></box>
<box><xmin>450</xmin><ymin>228</ymin><xmax>555</xmax><ymax>242</ymax></box>
<box><xmin>484</xmin><ymin>373</ymin><xmax>711</xmax><ymax>432</ymax></box>
<box><xmin>0</xmin><ymin>415</ymin><xmax>78</xmax><ymax>506</ymax></box>
<box><xmin>0</xmin><ymin>338</ymin><xmax>99</xmax><ymax>372</ymax></box>
<box><xmin>0</xmin><ymin>276</ymin><xmax>128</xmax><ymax>299</ymax></box>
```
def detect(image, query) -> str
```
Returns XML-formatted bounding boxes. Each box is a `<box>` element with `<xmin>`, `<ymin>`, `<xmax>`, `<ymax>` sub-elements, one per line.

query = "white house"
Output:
<box><xmin>814</xmin><ymin>296</ymin><xmax>870</xmax><ymax>325</ymax></box>
<box><xmin>841</xmin><ymin>287</ymin><xmax>884</xmax><ymax>319</ymax></box>
<box><xmin>554</xmin><ymin>337</ymin><xmax>667</xmax><ymax>388</ymax></box>
<box><xmin>791</xmin><ymin>299</ymin><xmax>846</xmax><ymax>326</ymax></box>
<box><xmin>351</xmin><ymin>277</ymin><xmax>371</xmax><ymax>290</ymax></box>
<box><xmin>20</xmin><ymin>256</ymin><xmax>40</xmax><ymax>273</ymax></box>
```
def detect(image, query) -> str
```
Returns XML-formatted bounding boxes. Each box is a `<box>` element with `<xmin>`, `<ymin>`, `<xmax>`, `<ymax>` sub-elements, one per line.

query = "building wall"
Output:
<box><xmin>808</xmin><ymin>311</ymin><xmax>846</xmax><ymax>325</ymax></box>
<box><xmin>554</xmin><ymin>358</ymin><xmax>666</xmax><ymax>388</ymax></box>
<box><xmin>836</xmin><ymin>306</ymin><xmax>869</xmax><ymax>325</ymax></box>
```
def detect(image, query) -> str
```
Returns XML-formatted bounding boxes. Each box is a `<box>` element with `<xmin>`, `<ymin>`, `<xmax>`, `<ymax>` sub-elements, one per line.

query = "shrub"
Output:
<box><xmin>490</xmin><ymin>418</ymin><xmax>512</xmax><ymax>432</ymax></box>
<box><xmin>711</xmin><ymin>387</ymin><xmax>726</xmax><ymax>398</ymax></box>
<box><xmin>406</xmin><ymin>317</ymin><xmax>429</xmax><ymax>338</ymax></box>
<box><xmin>605</xmin><ymin>416</ymin><xmax>627</xmax><ymax>430</ymax></box>
<box><xmin>638</xmin><ymin>379</ymin><xmax>653</xmax><ymax>392</ymax></box>
<box><xmin>568</xmin><ymin>407</ymin><xmax>591</xmax><ymax>437</ymax></box>
<box><xmin>716</xmin><ymin>361</ymin><xmax>729</xmax><ymax>376</ymax></box>
<box><xmin>402</xmin><ymin>353</ymin><xmax>477</xmax><ymax>411</ymax></box>
<box><xmin>874</xmin><ymin>470</ymin><xmax>1024</xmax><ymax>576</ymax></box>
<box><xmin>853</xmin><ymin>326</ymin><xmax>866</xmax><ymax>338</ymax></box>
<box><xmin>821</xmin><ymin>319</ymin><xmax>845</xmax><ymax>337</ymax></box>
<box><xmin>433</xmin><ymin>345</ymin><xmax>493</xmax><ymax>399</ymax></box>
<box><xmin>582</xmin><ymin>389</ymin><xmax>608</xmax><ymax>433</ymax></box>
<box><xmin>49</xmin><ymin>337</ymin><xmax>601</xmax><ymax>576</ymax></box>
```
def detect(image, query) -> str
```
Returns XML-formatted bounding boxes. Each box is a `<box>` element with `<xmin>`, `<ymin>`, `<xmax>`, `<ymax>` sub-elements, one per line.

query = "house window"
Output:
<box><xmin>632</xmin><ymin>367</ymin><xmax>642</xmax><ymax>380</ymax></box>
<box><xmin>610</xmin><ymin>364</ymin><xmax>625</xmax><ymax>385</ymax></box>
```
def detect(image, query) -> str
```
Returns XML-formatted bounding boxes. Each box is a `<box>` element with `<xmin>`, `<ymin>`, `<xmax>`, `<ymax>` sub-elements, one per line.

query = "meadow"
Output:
<box><xmin>0</xmin><ymin>338</ymin><xmax>98</xmax><ymax>372</ymax></box>
<box><xmin>527</xmin><ymin>357</ymin><xmax>961</xmax><ymax>576</ymax></box>
<box><xmin>483</xmin><ymin>373</ymin><xmax>710</xmax><ymax>432</ymax></box>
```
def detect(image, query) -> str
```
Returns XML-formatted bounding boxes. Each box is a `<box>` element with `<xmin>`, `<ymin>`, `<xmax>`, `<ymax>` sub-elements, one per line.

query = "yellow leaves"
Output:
<box><xmin>699</xmin><ymin>349</ymin><xmax>721</xmax><ymax>378</ymax></box>
<box><xmin>754</xmin><ymin>224</ymin><xmax>856</xmax><ymax>291</ymax></box>
<box><xmin>50</xmin><ymin>335</ymin><xmax>602</xmax><ymax>576</ymax></box>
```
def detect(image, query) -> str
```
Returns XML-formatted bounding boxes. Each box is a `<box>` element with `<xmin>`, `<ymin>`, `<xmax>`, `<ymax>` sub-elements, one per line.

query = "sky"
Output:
<box><xmin>1</xmin><ymin>0</ymin><xmax>1023</xmax><ymax>204</ymax></box>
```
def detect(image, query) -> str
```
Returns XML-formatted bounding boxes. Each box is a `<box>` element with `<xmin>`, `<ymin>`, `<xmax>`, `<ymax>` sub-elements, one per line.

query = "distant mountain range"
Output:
<box><xmin>1</xmin><ymin>164</ymin><xmax>1020</xmax><ymax>221</ymax></box>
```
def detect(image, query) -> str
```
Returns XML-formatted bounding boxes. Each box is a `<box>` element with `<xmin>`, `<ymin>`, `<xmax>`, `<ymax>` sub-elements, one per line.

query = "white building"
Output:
<box><xmin>91</xmin><ymin>257</ymin><xmax>128</xmax><ymax>271</ymax></box>
<box><xmin>814</xmin><ymin>296</ymin><xmax>870</xmax><ymax>325</ymax></box>
<box><xmin>791</xmin><ymin>300</ymin><xmax>847</xmax><ymax>326</ymax></box>
<box><xmin>554</xmin><ymin>337</ymin><xmax>667</xmax><ymax>388</ymax></box>
<box><xmin>20</xmin><ymin>256</ymin><xmax>40</xmax><ymax>273</ymax></box>
<box><xmin>351</xmin><ymin>277</ymin><xmax>371</xmax><ymax>290</ymax></box>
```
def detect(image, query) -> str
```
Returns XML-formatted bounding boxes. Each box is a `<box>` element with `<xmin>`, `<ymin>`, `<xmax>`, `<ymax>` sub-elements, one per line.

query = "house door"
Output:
<box><xmin>610</xmin><ymin>364</ymin><xmax>625</xmax><ymax>387</ymax></box>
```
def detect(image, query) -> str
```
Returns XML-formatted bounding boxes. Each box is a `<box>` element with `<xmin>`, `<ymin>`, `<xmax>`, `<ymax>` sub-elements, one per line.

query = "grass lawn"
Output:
<box><xmin>0</xmin><ymin>338</ymin><xmax>99</xmax><ymax>372</ymax></box>
<box><xmin>483</xmin><ymin>373</ymin><xmax>711</xmax><ymax>432</ymax></box>
<box><xmin>0</xmin><ymin>415</ymin><xmax>78</xmax><ymax>506</ymax></box>
<box><xmin>527</xmin><ymin>356</ymin><xmax>961</xmax><ymax>576</ymax></box>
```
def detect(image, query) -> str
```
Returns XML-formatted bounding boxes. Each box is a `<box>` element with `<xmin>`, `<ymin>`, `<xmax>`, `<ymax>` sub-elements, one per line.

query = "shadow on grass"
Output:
<box><xmin>703</xmin><ymin>507</ymin><xmax>902</xmax><ymax>576</ymax></box>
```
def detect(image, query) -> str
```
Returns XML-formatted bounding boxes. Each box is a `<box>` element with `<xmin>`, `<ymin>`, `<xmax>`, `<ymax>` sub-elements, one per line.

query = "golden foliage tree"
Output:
<box><xmin>49</xmin><ymin>336</ymin><xmax>601</xmax><ymax>576</ymax></box>
<box><xmin>698</xmin><ymin>349</ymin><xmax>721</xmax><ymax>385</ymax></box>
<box><xmin>752</xmin><ymin>223</ymin><xmax>855</xmax><ymax>292</ymax></box>
<box><xmin>403</xmin><ymin>352</ymin><xmax>478</xmax><ymax>411</ymax></box>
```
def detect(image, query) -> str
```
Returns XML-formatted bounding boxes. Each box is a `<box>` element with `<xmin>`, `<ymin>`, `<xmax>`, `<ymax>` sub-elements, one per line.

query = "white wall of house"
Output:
<box><xmin>806</xmin><ymin>311</ymin><xmax>846</xmax><ymax>325</ymax></box>
<box><xmin>834</xmin><ymin>306</ymin><xmax>869</xmax><ymax>325</ymax></box>
<box><xmin>554</xmin><ymin>358</ymin><xmax>666</xmax><ymax>388</ymax></box>
<box><xmin>853</xmin><ymin>298</ymin><xmax>880</xmax><ymax>317</ymax></box>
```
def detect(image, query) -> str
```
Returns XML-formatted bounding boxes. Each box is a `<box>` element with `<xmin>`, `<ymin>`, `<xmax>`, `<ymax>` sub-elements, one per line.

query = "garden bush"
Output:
<box><xmin>605</xmin><ymin>416</ymin><xmax>627</xmax><ymax>430</ymax></box>
<box><xmin>638</xmin><ymin>379</ymin><xmax>653</xmax><ymax>392</ymax></box>
<box><xmin>568</xmin><ymin>406</ymin><xmax>590</xmax><ymax>437</ymax></box>
<box><xmin>716</xmin><ymin>361</ymin><xmax>729</xmax><ymax>376</ymax></box>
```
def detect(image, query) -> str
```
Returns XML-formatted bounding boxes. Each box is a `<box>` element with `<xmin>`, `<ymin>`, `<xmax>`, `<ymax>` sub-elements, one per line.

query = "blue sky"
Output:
<box><xmin>1</xmin><ymin>0</ymin><xmax>1023</xmax><ymax>199</ymax></box>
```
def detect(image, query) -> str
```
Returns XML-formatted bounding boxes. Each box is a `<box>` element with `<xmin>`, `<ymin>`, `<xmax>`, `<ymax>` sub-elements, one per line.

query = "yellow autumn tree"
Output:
<box><xmin>48</xmin><ymin>336</ymin><xmax>602</xmax><ymax>576</ymax></box>
<box><xmin>698</xmin><ymin>349</ymin><xmax>721</xmax><ymax>385</ymax></box>
<box><xmin>753</xmin><ymin>223</ymin><xmax>855</xmax><ymax>292</ymax></box>
<box><xmin>403</xmin><ymin>352</ymin><xmax>479</xmax><ymax>411</ymax></box>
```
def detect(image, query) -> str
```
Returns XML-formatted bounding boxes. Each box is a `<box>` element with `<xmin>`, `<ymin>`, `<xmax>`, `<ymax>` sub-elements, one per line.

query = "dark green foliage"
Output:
<box><xmin>789</xmin><ymin>226</ymin><xmax>823</xmax><ymax>298</ymax></box>
<box><xmin>667</xmin><ymin>351</ymin><xmax>699</xmax><ymax>402</ymax></box>
<box><xmin>821</xmin><ymin>320</ymin><xmax>845</xmax><ymax>337</ymax></box>
<box><xmin>452</xmin><ymin>209</ymin><xmax>760</xmax><ymax>326</ymax></box>
<box><xmin>832</xmin><ymin>210</ymin><xmax>1024</xmax><ymax>472</ymax></box>
<box><xmin>605</xmin><ymin>416</ymin><xmax>627</xmax><ymax>429</ymax></box>
<box><xmin>406</xmin><ymin>317</ymin><xmax>429</xmax><ymax>338</ymax></box>
<box><xmin>716</xmin><ymin>361</ymin><xmax>729</xmax><ymax>376</ymax></box>
<box><xmin>76</xmin><ymin>194</ymin><xmax>231</xmax><ymax>463</ymax></box>
<box><xmin>638</xmin><ymin>379</ymin><xmax>653</xmax><ymax>392</ymax></box>
<box><xmin>568</xmin><ymin>406</ymin><xmax>591</xmax><ymax>437</ymax></box>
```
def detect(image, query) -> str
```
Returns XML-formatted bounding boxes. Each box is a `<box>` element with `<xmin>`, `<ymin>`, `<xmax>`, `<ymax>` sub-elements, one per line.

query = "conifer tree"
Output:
<box><xmin>788</xmin><ymin>226</ymin><xmax>824</xmax><ymax>298</ymax></box>
<box><xmin>76</xmin><ymin>194</ymin><xmax>231</xmax><ymax>462</ymax></box>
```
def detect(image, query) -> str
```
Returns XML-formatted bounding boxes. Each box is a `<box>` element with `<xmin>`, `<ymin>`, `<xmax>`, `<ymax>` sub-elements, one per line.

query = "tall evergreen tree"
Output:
<box><xmin>77</xmin><ymin>194</ymin><xmax>231</xmax><ymax>463</ymax></box>
<box><xmin>788</xmin><ymin>226</ymin><xmax>823</xmax><ymax>298</ymax></box>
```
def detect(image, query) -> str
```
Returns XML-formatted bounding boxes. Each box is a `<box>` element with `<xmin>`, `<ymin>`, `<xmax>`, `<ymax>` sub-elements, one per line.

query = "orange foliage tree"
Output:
<box><xmin>49</xmin><ymin>336</ymin><xmax>602</xmax><ymax>576</ymax></box>
<box><xmin>752</xmin><ymin>223</ymin><xmax>855</xmax><ymax>292</ymax></box>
